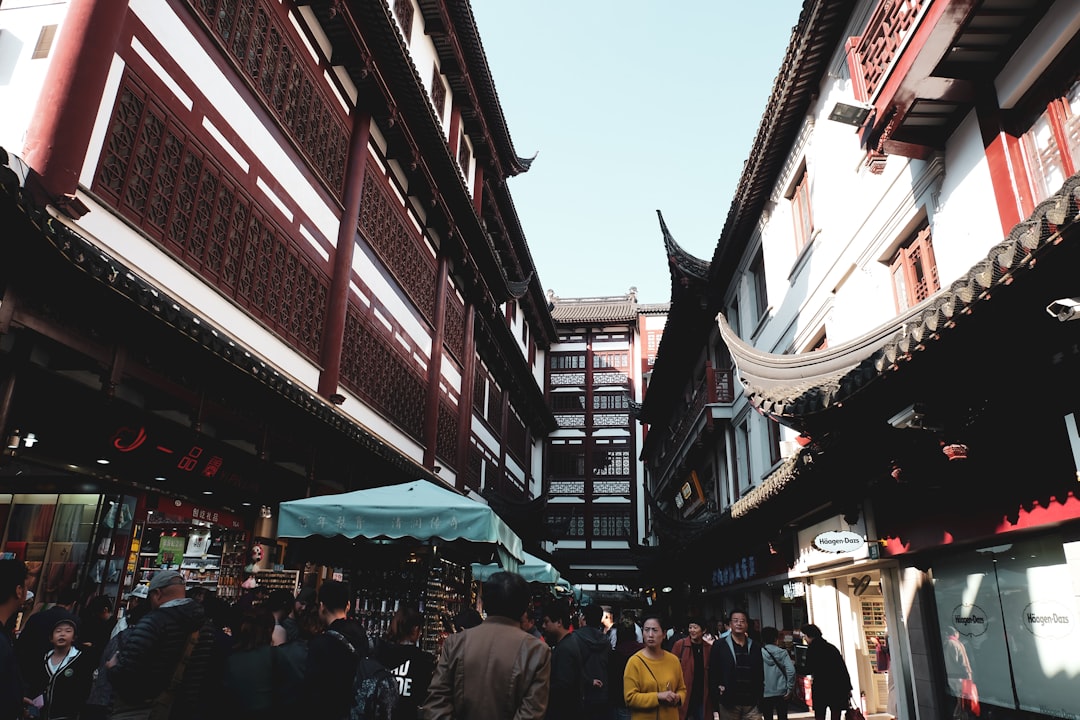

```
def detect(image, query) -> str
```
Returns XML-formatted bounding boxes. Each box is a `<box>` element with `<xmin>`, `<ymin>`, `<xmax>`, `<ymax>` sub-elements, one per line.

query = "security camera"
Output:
<box><xmin>1046</xmin><ymin>297</ymin><xmax>1080</xmax><ymax>322</ymax></box>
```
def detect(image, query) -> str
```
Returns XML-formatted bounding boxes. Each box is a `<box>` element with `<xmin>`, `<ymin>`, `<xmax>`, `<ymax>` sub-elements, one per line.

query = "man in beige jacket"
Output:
<box><xmin>422</xmin><ymin>571</ymin><xmax>550</xmax><ymax>720</ymax></box>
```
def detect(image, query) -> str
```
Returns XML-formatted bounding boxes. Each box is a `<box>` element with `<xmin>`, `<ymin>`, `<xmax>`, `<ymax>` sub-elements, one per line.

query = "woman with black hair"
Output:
<box><xmin>375</xmin><ymin>607</ymin><xmax>434</xmax><ymax>720</ymax></box>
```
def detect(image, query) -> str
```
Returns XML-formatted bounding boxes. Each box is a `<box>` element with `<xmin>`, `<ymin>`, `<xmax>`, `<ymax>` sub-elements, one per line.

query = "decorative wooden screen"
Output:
<box><xmin>847</xmin><ymin>0</ymin><xmax>927</xmax><ymax>102</ymax></box>
<box><xmin>505</xmin><ymin>411</ymin><xmax>527</xmax><ymax>465</ymax></box>
<box><xmin>94</xmin><ymin>72</ymin><xmax>328</xmax><ymax>362</ymax></box>
<box><xmin>444</xmin><ymin>295</ymin><xmax>465</xmax><ymax>362</ymax></box>
<box><xmin>359</xmin><ymin>169</ymin><xmax>437</xmax><ymax>323</ymax></box>
<box><xmin>393</xmin><ymin>0</ymin><xmax>414</xmax><ymax>43</ymax></box>
<box><xmin>339</xmin><ymin>305</ymin><xmax>425</xmax><ymax>443</ymax></box>
<box><xmin>188</xmin><ymin>0</ymin><xmax>349</xmax><ymax>195</ymax></box>
<box><xmin>435</xmin><ymin>398</ymin><xmax>458</xmax><ymax>466</ymax></box>
<box><xmin>890</xmin><ymin>225</ymin><xmax>939</xmax><ymax>311</ymax></box>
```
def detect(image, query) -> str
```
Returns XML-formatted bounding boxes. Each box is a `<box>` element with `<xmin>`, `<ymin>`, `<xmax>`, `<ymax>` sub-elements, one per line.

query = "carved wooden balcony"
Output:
<box><xmin>845</xmin><ymin>0</ymin><xmax>1052</xmax><ymax>165</ymax></box>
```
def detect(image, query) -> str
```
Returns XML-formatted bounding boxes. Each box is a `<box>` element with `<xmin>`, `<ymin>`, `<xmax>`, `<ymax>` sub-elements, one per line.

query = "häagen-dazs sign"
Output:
<box><xmin>813</xmin><ymin>530</ymin><xmax>865</xmax><ymax>554</ymax></box>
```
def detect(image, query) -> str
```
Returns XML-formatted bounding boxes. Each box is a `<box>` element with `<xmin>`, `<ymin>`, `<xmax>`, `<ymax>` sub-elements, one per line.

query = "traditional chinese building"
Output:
<box><xmin>641</xmin><ymin>1</ymin><xmax>1080</xmax><ymax>719</ymax></box>
<box><xmin>0</xmin><ymin>0</ymin><xmax>555</xmax><ymax>610</ymax></box>
<box><xmin>541</xmin><ymin>290</ymin><xmax>667</xmax><ymax>596</ymax></box>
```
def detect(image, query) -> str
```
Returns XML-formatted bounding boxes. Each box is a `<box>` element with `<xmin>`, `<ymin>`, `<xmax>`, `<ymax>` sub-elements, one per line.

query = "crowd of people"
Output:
<box><xmin>1</xmin><ymin>559</ymin><xmax>851</xmax><ymax>720</ymax></box>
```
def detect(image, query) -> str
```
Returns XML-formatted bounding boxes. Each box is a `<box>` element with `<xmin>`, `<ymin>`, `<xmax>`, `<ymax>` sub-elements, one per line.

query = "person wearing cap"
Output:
<box><xmin>15</xmin><ymin>587</ymin><xmax>78</xmax><ymax>692</ymax></box>
<box><xmin>109</xmin><ymin>585</ymin><xmax>150</xmax><ymax>640</ymax></box>
<box><xmin>32</xmin><ymin>610</ymin><xmax>93</xmax><ymax>720</ymax></box>
<box><xmin>670</xmin><ymin>617</ymin><xmax>712</xmax><ymax>720</ymax></box>
<box><xmin>106</xmin><ymin>570</ymin><xmax>220</xmax><ymax>719</ymax></box>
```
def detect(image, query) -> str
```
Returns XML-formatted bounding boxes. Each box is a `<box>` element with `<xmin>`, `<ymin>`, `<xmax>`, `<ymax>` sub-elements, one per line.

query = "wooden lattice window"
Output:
<box><xmin>473</xmin><ymin>365</ymin><xmax>486</xmax><ymax>414</ymax></box>
<box><xmin>551</xmin><ymin>393</ymin><xmax>585</xmax><ymax>412</ymax></box>
<box><xmin>592</xmin><ymin>447</ymin><xmax>630</xmax><ymax>477</ymax></box>
<box><xmin>444</xmin><ymin>296</ymin><xmax>465</xmax><ymax>361</ymax></box>
<box><xmin>593</xmin><ymin>353</ymin><xmax>628</xmax><ymax>369</ymax></box>
<box><xmin>393</xmin><ymin>0</ymin><xmax>414</xmax><ymax>43</ymax></box>
<box><xmin>1022</xmin><ymin>77</ymin><xmax>1080</xmax><ymax>203</ymax></box>
<box><xmin>546</xmin><ymin>511</ymin><xmax>584</xmax><ymax>538</ymax></box>
<box><xmin>790</xmin><ymin>167</ymin><xmax>814</xmax><ymax>254</ymax></box>
<box><xmin>431</xmin><ymin>68</ymin><xmax>446</xmax><ymax>119</ymax></box>
<box><xmin>94</xmin><ymin>72</ymin><xmax>328</xmax><ymax>361</ymax></box>
<box><xmin>551</xmin><ymin>353</ymin><xmax>586</xmax><ymax>370</ymax></box>
<box><xmin>549</xmin><ymin>447</ymin><xmax>585</xmax><ymax>478</ymax></box>
<box><xmin>339</xmin><ymin>305</ymin><xmax>425</xmax><ymax>442</ymax></box>
<box><xmin>592</xmin><ymin>509</ymin><xmax>631</xmax><ymax>539</ymax></box>
<box><xmin>751</xmin><ymin>248</ymin><xmax>768</xmax><ymax>321</ymax></box>
<box><xmin>890</xmin><ymin>224</ymin><xmax>939</xmax><ymax>312</ymax></box>
<box><xmin>435</xmin><ymin>398</ymin><xmax>458</xmax><ymax>465</ymax></box>
<box><xmin>593</xmin><ymin>394</ymin><xmax>629</xmax><ymax>410</ymax></box>
<box><xmin>458</xmin><ymin>134</ymin><xmax>471</xmax><ymax>174</ymax></box>
<box><xmin>32</xmin><ymin>25</ymin><xmax>57</xmax><ymax>59</ymax></box>
<box><xmin>768</xmin><ymin>419</ymin><xmax>782</xmax><ymax>466</ymax></box>
<box><xmin>359</xmin><ymin>168</ymin><xmax>437</xmax><ymax>323</ymax></box>
<box><xmin>189</xmin><ymin>0</ymin><xmax>348</xmax><ymax>195</ymax></box>
<box><xmin>506</xmin><ymin>411</ymin><xmax>527</xmax><ymax>464</ymax></box>
<box><xmin>487</xmin><ymin>383</ymin><xmax>504</xmax><ymax>433</ymax></box>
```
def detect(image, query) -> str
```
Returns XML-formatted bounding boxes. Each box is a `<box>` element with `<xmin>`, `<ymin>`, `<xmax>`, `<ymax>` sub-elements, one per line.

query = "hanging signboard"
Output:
<box><xmin>813</xmin><ymin>530</ymin><xmax>866</xmax><ymax>554</ymax></box>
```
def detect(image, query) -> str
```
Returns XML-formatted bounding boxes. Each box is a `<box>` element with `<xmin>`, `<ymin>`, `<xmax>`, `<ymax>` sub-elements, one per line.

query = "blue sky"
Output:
<box><xmin>469</xmin><ymin>1</ymin><xmax>806</xmax><ymax>304</ymax></box>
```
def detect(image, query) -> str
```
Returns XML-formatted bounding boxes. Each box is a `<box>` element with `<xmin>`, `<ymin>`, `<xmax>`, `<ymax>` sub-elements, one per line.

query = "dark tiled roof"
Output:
<box><xmin>550</xmin><ymin>295</ymin><xmax>640</xmax><ymax>324</ymax></box>
<box><xmin>729</xmin><ymin>171</ymin><xmax>1080</xmax><ymax>518</ymax></box>
<box><xmin>723</xmin><ymin>171</ymin><xmax>1080</xmax><ymax>424</ymax></box>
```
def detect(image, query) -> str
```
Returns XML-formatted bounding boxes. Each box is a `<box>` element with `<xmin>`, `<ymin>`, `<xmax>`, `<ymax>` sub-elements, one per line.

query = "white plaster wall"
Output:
<box><xmin>932</xmin><ymin>112</ymin><xmax>1003</xmax><ymax>283</ymax></box>
<box><xmin>407</xmin><ymin>8</ymin><xmax>447</xmax><ymax>135</ymax></box>
<box><xmin>0</xmin><ymin>1</ymin><xmax>69</xmax><ymax>152</ymax></box>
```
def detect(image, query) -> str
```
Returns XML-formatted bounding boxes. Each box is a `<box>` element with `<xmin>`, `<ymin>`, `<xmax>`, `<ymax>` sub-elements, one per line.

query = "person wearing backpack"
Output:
<box><xmin>305</xmin><ymin>580</ymin><xmax>371</xmax><ymax>720</ymax></box>
<box><xmin>374</xmin><ymin>607</ymin><xmax>433</xmax><ymax>720</ymax></box>
<box><xmin>759</xmin><ymin>627</ymin><xmax>796</xmax><ymax>720</ymax></box>
<box><xmin>575</xmin><ymin>604</ymin><xmax>613</xmax><ymax>720</ymax></box>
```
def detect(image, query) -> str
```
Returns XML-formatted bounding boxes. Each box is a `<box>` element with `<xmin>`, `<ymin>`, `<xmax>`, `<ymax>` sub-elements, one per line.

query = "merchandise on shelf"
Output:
<box><xmin>132</xmin><ymin>523</ymin><xmax>247</xmax><ymax>598</ymax></box>
<box><xmin>348</xmin><ymin>553</ymin><xmax>473</xmax><ymax>657</ymax></box>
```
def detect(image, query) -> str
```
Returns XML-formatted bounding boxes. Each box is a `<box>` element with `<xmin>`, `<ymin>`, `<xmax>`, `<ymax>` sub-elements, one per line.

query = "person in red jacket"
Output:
<box><xmin>670</xmin><ymin>617</ymin><xmax>712</xmax><ymax>720</ymax></box>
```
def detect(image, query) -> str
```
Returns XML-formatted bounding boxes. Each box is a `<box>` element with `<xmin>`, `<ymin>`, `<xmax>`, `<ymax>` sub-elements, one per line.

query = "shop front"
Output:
<box><xmin>278</xmin><ymin>479</ymin><xmax>525</xmax><ymax>657</ymax></box>
<box><xmin>875</xmin><ymin>478</ymin><xmax>1080</xmax><ymax>720</ymax></box>
<box><xmin>792</xmin><ymin>514</ymin><xmax>901</xmax><ymax>717</ymax></box>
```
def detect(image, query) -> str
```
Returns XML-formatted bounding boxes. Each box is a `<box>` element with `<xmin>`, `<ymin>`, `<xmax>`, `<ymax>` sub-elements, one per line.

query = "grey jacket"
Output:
<box><xmin>761</xmin><ymin>644</ymin><xmax>796</xmax><ymax>698</ymax></box>
<box><xmin>421</xmin><ymin>616</ymin><xmax>551</xmax><ymax>720</ymax></box>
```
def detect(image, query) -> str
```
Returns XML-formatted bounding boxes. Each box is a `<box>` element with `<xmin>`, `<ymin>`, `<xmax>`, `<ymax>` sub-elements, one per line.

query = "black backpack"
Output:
<box><xmin>326</xmin><ymin>630</ymin><xmax>398</xmax><ymax>720</ymax></box>
<box><xmin>349</xmin><ymin>656</ymin><xmax>398</xmax><ymax>720</ymax></box>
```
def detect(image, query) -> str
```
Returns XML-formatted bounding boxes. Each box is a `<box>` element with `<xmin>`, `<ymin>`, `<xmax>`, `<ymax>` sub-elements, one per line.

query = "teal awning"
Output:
<box><xmin>472</xmin><ymin>551</ymin><xmax>561</xmax><ymax>585</ymax></box>
<box><xmin>277</xmin><ymin>480</ymin><xmax>524</xmax><ymax>569</ymax></box>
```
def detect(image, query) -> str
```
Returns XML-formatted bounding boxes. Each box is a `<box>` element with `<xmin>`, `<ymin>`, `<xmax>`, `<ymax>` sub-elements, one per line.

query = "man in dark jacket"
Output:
<box><xmin>106</xmin><ymin>570</ymin><xmax>218</xmax><ymax>719</ymax></box>
<box><xmin>708</xmin><ymin>609</ymin><xmax>764</xmax><ymax>720</ymax></box>
<box><xmin>305</xmin><ymin>579</ymin><xmax>370</xmax><ymax>720</ymax></box>
<box><xmin>541</xmin><ymin>598</ymin><xmax>583</xmax><ymax>719</ymax></box>
<box><xmin>574</xmin><ymin>604</ymin><xmax>613</xmax><ymax>720</ymax></box>
<box><xmin>800</xmin><ymin>624</ymin><xmax>851</xmax><ymax>720</ymax></box>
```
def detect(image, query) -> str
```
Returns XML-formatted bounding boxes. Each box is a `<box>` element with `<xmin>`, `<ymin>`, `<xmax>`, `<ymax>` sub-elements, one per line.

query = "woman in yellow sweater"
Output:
<box><xmin>624</xmin><ymin>614</ymin><xmax>687</xmax><ymax>719</ymax></box>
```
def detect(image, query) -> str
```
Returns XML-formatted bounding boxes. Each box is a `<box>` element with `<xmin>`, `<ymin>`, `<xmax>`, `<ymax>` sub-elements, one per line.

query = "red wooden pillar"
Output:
<box><xmin>22</xmin><ymin>0</ymin><xmax>129</xmax><ymax>211</ymax></box>
<box><xmin>318</xmin><ymin>108</ymin><xmax>372</xmax><ymax>399</ymax></box>
<box><xmin>976</xmin><ymin>86</ymin><xmax>1027</xmax><ymax>235</ymax></box>
<box><xmin>455</xmin><ymin>302</ymin><xmax>476</xmax><ymax>491</ymax></box>
<box><xmin>423</xmin><ymin>252</ymin><xmax>450</xmax><ymax>469</ymax></box>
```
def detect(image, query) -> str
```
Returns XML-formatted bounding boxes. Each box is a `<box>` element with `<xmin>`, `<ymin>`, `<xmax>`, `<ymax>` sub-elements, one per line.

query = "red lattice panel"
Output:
<box><xmin>359</xmin><ymin>169</ymin><xmax>437</xmax><ymax>323</ymax></box>
<box><xmin>189</xmin><ymin>0</ymin><xmax>348</xmax><ymax>195</ymax></box>
<box><xmin>94</xmin><ymin>73</ymin><xmax>328</xmax><ymax>362</ymax></box>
